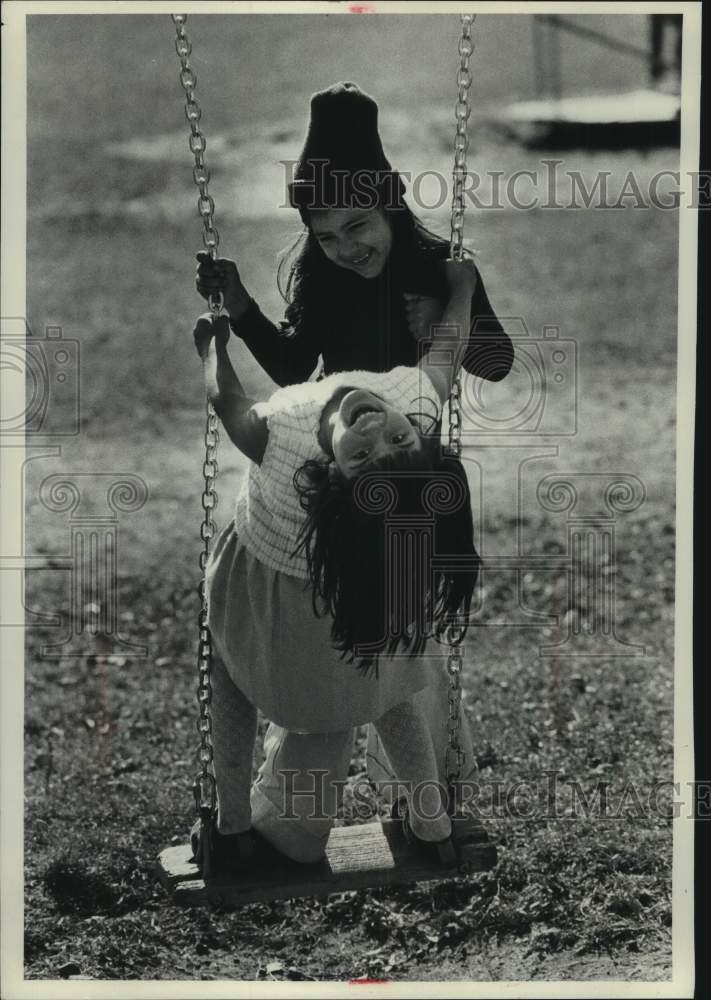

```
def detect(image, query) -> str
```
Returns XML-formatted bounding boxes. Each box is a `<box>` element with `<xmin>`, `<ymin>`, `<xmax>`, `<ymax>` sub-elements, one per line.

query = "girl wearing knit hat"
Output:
<box><xmin>196</xmin><ymin>82</ymin><xmax>513</xmax><ymax>381</ymax></box>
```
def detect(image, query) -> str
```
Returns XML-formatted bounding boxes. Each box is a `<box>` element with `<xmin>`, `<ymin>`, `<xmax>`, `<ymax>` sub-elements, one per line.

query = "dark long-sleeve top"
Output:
<box><xmin>229</xmin><ymin>250</ymin><xmax>513</xmax><ymax>388</ymax></box>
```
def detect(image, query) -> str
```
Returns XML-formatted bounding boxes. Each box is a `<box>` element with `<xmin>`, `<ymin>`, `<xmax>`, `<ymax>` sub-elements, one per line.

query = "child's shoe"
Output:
<box><xmin>190</xmin><ymin>816</ymin><xmax>287</xmax><ymax>880</ymax></box>
<box><xmin>391</xmin><ymin>798</ymin><xmax>457</xmax><ymax>868</ymax></box>
<box><xmin>391</xmin><ymin>798</ymin><xmax>490</xmax><ymax>869</ymax></box>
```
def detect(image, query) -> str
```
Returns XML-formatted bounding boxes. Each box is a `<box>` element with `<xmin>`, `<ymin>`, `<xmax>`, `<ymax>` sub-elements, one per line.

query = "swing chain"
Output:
<box><xmin>446</xmin><ymin>374</ymin><xmax>463</xmax><ymax>459</ymax></box>
<box><xmin>172</xmin><ymin>14</ymin><xmax>223</xmax><ymax>273</ymax></box>
<box><xmin>444</xmin><ymin>13</ymin><xmax>476</xmax><ymax>812</ymax></box>
<box><xmin>194</xmin><ymin>399</ymin><xmax>219</xmax><ymax>813</ymax></box>
<box><xmin>444</xmin><ymin>621</ymin><xmax>466</xmax><ymax>811</ymax></box>
<box><xmin>444</xmin><ymin>380</ymin><xmax>464</xmax><ymax>799</ymax></box>
<box><xmin>450</xmin><ymin>13</ymin><xmax>475</xmax><ymax>262</ymax></box>
<box><xmin>172</xmin><ymin>13</ymin><xmax>221</xmax><ymax>816</ymax></box>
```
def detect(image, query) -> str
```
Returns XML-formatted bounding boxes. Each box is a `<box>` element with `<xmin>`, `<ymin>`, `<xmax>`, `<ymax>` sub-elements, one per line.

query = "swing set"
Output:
<box><xmin>157</xmin><ymin>13</ymin><xmax>497</xmax><ymax>907</ymax></box>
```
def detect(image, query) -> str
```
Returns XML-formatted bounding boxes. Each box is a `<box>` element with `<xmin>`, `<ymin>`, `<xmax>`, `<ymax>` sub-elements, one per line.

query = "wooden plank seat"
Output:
<box><xmin>157</xmin><ymin>818</ymin><xmax>497</xmax><ymax>907</ymax></box>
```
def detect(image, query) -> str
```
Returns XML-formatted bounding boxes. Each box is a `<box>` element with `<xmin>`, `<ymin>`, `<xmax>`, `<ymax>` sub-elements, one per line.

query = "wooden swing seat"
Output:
<box><xmin>157</xmin><ymin>818</ymin><xmax>497</xmax><ymax>907</ymax></box>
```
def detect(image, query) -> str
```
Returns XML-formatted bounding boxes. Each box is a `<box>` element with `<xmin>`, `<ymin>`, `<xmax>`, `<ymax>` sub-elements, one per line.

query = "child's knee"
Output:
<box><xmin>250</xmin><ymin>781</ymin><xmax>332</xmax><ymax>863</ymax></box>
<box><xmin>250</xmin><ymin>725</ymin><xmax>352</xmax><ymax>863</ymax></box>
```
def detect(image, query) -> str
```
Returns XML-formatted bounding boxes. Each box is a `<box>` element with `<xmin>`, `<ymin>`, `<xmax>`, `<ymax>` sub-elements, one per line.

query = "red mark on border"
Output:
<box><xmin>349</xmin><ymin>3</ymin><xmax>377</xmax><ymax>12</ymax></box>
<box><xmin>349</xmin><ymin>978</ymin><xmax>389</xmax><ymax>985</ymax></box>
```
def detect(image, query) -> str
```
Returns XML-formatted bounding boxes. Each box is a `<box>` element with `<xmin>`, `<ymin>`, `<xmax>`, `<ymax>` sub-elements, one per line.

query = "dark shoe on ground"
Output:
<box><xmin>448</xmin><ymin>813</ymin><xmax>491</xmax><ymax>866</ymax></box>
<box><xmin>391</xmin><ymin>799</ymin><xmax>458</xmax><ymax>868</ymax></box>
<box><xmin>190</xmin><ymin>816</ymin><xmax>291</xmax><ymax>880</ymax></box>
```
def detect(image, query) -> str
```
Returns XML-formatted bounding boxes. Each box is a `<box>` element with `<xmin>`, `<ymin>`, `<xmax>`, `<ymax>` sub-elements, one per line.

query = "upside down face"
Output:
<box><xmin>325</xmin><ymin>388</ymin><xmax>422</xmax><ymax>479</ymax></box>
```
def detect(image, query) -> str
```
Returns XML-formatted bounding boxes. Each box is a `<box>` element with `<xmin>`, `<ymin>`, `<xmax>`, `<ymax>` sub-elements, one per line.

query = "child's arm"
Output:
<box><xmin>418</xmin><ymin>259</ymin><xmax>479</xmax><ymax>405</ymax></box>
<box><xmin>196</xmin><ymin>252</ymin><xmax>320</xmax><ymax>386</ymax></box>
<box><xmin>194</xmin><ymin>313</ymin><xmax>268</xmax><ymax>464</ymax></box>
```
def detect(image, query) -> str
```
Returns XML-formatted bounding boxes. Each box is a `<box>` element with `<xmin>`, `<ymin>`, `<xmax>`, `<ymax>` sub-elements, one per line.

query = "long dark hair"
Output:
<box><xmin>292</xmin><ymin>429</ymin><xmax>479</xmax><ymax>674</ymax></box>
<box><xmin>277</xmin><ymin>198</ymin><xmax>452</xmax><ymax>342</ymax></box>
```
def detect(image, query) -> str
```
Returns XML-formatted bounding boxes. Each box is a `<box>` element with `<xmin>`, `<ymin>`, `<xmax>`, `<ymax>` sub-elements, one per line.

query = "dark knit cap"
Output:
<box><xmin>288</xmin><ymin>81</ymin><xmax>407</xmax><ymax>218</ymax></box>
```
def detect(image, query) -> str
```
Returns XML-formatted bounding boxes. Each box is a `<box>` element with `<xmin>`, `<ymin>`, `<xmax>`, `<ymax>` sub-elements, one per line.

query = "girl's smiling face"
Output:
<box><xmin>309</xmin><ymin>207</ymin><xmax>392</xmax><ymax>278</ymax></box>
<box><xmin>323</xmin><ymin>388</ymin><xmax>422</xmax><ymax>478</ymax></box>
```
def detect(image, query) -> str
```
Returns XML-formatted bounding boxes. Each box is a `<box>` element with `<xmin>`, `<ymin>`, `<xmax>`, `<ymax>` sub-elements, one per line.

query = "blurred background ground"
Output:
<box><xmin>20</xmin><ymin>11</ymin><xmax>679</xmax><ymax>983</ymax></box>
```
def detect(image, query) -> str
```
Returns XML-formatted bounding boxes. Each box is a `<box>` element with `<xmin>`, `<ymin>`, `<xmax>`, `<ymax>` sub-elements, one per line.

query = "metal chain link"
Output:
<box><xmin>446</xmin><ymin>13</ymin><xmax>474</xmax><ymax>460</ymax></box>
<box><xmin>449</xmin><ymin>13</ymin><xmax>475</xmax><ymax>262</ymax></box>
<box><xmin>446</xmin><ymin>373</ymin><xmax>463</xmax><ymax>460</ymax></box>
<box><xmin>445</xmin><ymin>14</ymin><xmax>476</xmax><ymax>810</ymax></box>
<box><xmin>193</xmin><ymin>400</ymin><xmax>219</xmax><ymax>813</ymax></box>
<box><xmin>172</xmin><ymin>14</ymin><xmax>223</xmax><ymax>272</ymax></box>
<box><xmin>444</xmin><ymin>621</ymin><xmax>466</xmax><ymax>789</ymax></box>
<box><xmin>172</xmin><ymin>13</ymin><xmax>221</xmax><ymax>816</ymax></box>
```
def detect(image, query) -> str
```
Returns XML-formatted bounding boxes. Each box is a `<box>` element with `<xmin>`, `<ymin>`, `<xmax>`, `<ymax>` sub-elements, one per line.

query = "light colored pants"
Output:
<box><xmin>250</xmin><ymin>725</ymin><xmax>354</xmax><ymax>862</ymax></box>
<box><xmin>210</xmin><ymin>653</ymin><xmax>458</xmax><ymax>863</ymax></box>
<box><xmin>366</xmin><ymin>675</ymin><xmax>477</xmax><ymax>796</ymax></box>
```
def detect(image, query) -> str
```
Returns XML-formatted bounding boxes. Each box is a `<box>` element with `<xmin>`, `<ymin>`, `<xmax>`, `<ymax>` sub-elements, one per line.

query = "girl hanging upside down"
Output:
<box><xmin>191</xmin><ymin>257</ymin><xmax>481</xmax><ymax>876</ymax></box>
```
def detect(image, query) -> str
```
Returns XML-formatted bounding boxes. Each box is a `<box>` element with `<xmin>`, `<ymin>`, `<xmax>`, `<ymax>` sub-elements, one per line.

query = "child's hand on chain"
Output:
<box><xmin>193</xmin><ymin>312</ymin><xmax>231</xmax><ymax>360</ymax></box>
<box><xmin>196</xmin><ymin>252</ymin><xmax>251</xmax><ymax>323</ymax></box>
<box><xmin>443</xmin><ymin>257</ymin><xmax>478</xmax><ymax>299</ymax></box>
<box><xmin>403</xmin><ymin>293</ymin><xmax>443</xmax><ymax>342</ymax></box>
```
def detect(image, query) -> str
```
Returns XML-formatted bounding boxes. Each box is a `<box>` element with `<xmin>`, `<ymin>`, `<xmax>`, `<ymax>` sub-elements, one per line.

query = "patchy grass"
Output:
<box><xmin>23</xmin><ymin>510</ymin><xmax>674</xmax><ymax>980</ymax></box>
